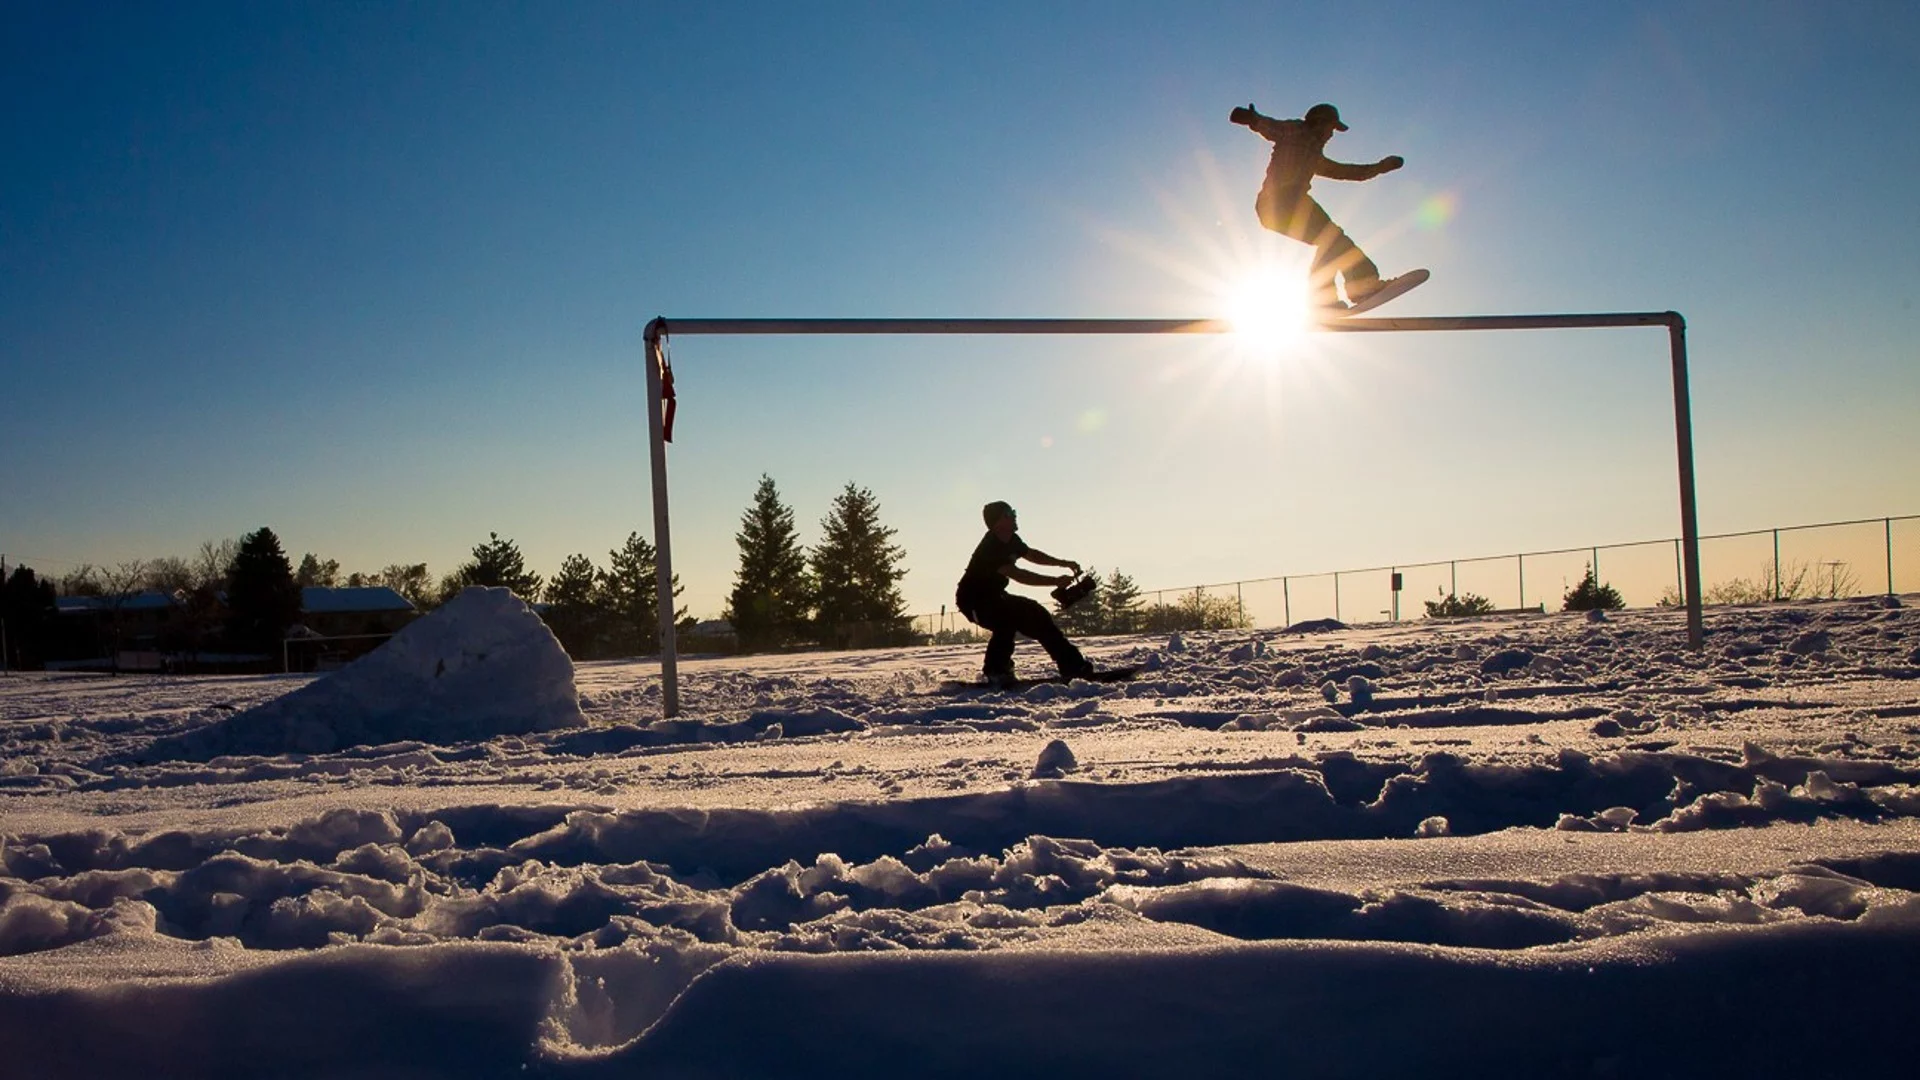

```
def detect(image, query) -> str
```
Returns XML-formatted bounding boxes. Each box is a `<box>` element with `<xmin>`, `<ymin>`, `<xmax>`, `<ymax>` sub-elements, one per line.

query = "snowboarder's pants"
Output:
<box><xmin>1256</xmin><ymin>192</ymin><xmax>1381</xmax><ymax>301</ymax></box>
<box><xmin>965</xmin><ymin>593</ymin><xmax>1086</xmax><ymax>676</ymax></box>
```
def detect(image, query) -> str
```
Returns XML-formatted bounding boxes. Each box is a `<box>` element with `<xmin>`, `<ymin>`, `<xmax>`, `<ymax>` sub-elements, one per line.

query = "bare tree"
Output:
<box><xmin>99</xmin><ymin>561</ymin><xmax>147</xmax><ymax>598</ymax></box>
<box><xmin>195</xmin><ymin>538</ymin><xmax>239</xmax><ymax>592</ymax></box>
<box><xmin>146</xmin><ymin>556</ymin><xmax>195</xmax><ymax>595</ymax></box>
<box><xmin>58</xmin><ymin>565</ymin><xmax>101</xmax><ymax>596</ymax></box>
<box><xmin>96</xmin><ymin>560</ymin><xmax>149</xmax><ymax>666</ymax></box>
<box><xmin>376</xmin><ymin>563</ymin><xmax>435</xmax><ymax>609</ymax></box>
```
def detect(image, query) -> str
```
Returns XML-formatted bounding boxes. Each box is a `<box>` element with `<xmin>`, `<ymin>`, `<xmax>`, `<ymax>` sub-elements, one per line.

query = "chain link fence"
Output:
<box><xmin>911</xmin><ymin>514</ymin><xmax>1916</xmax><ymax>634</ymax></box>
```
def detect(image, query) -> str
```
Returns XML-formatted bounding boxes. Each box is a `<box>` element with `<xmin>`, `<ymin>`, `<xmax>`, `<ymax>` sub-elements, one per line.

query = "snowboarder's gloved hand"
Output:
<box><xmin>1378</xmin><ymin>155</ymin><xmax>1405</xmax><ymax>172</ymax></box>
<box><xmin>1229</xmin><ymin>104</ymin><xmax>1257</xmax><ymax>126</ymax></box>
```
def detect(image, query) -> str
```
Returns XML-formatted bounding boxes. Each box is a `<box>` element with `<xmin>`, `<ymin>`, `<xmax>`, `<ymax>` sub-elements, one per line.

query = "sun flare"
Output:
<box><xmin>1223</xmin><ymin>268</ymin><xmax>1310</xmax><ymax>354</ymax></box>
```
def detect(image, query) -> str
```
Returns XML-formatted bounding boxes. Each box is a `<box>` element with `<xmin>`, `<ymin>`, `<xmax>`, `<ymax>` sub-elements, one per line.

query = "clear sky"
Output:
<box><xmin>4</xmin><ymin>0</ymin><xmax>1918</xmax><ymax>619</ymax></box>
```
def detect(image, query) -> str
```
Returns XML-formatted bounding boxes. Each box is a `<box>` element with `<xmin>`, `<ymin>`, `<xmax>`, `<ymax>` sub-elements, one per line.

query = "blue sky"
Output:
<box><xmin>4</xmin><ymin>1</ymin><xmax>1917</xmax><ymax>618</ymax></box>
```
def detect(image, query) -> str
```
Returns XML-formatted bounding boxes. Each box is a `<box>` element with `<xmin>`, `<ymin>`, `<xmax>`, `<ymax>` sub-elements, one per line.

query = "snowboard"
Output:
<box><xmin>1051</xmin><ymin>574</ymin><xmax>1097</xmax><ymax>609</ymax></box>
<box><xmin>1322</xmin><ymin>268</ymin><xmax>1430</xmax><ymax>318</ymax></box>
<box><xmin>940</xmin><ymin>665</ymin><xmax>1142</xmax><ymax>693</ymax></box>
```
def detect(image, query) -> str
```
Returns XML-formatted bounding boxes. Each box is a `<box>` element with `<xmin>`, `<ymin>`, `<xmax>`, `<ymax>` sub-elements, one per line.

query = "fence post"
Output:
<box><xmin>1334</xmin><ymin>573</ymin><xmax>1342</xmax><ymax>623</ymax></box>
<box><xmin>1889</xmin><ymin>518</ymin><xmax>1896</xmax><ymax>596</ymax></box>
<box><xmin>1518</xmin><ymin>554</ymin><xmax>1525</xmax><ymax>610</ymax></box>
<box><xmin>1451</xmin><ymin>561</ymin><xmax>1457</xmax><ymax>598</ymax></box>
<box><xmin>1283</xmin><ymin>577</ymin><xmax>1291</xmax><ymax>627</ymax></box>
<box><xmin>1773</xmin><ymin>529</ymin><xmax>1781</xmax><ymax>602</ymax></box>
<box><xmin>1236</xmin><ymin>582</ymin><xmax>1244</xmax><ymax>627</ymax></box>
<box><xmin>1674</xmin><ymin>539</ymin><xmax>1683</xmax><ymax>601</ymax></box>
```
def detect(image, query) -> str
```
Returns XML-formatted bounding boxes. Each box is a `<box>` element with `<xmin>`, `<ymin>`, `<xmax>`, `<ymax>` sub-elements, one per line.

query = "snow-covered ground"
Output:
<box><xmin>3</xmin><ymin>587</ymin><xmax>1919</xmax><ymax>1077</ymax></box>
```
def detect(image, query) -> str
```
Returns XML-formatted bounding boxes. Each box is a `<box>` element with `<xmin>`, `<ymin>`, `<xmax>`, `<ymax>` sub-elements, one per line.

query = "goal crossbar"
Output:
<box><xmin>642</xmin><ymin>311</ymin><xmax>1703</xmax><ymax>717</ymax></box>
<box><xmin>648</xmin><ymin>312</ymin><xmax>1679</xmax><ymax>336</ymax></box>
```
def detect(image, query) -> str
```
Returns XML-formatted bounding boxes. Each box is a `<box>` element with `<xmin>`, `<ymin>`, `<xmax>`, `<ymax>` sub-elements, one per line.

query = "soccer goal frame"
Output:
<box><xmin>642</xmin><ymin>311</ymin><xmax>1703</xmax><ymax>717</ymax></box>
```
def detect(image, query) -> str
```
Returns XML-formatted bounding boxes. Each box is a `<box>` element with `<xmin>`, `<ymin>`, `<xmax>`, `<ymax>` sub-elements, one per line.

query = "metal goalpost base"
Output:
<box><xmin>643</xmin><ymin>311</ymin><xmax>1704</xmax><ymax>717</ymax></box>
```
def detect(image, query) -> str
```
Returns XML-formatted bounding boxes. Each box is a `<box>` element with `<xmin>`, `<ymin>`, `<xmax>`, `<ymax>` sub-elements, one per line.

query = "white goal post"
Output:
<box><xmin>642</xmin><ymin>312</ymin><xmax>1703</xmax><ymax>717</ymax></box>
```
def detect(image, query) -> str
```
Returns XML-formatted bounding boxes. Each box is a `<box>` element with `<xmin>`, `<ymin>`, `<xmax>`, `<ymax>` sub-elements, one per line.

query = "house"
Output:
<box><xmin>285</xmin><ymin>587</ymin><xmax>419</xmax><ymax>672</ymax></box>
<box><xmin>296</xmin><ymin>586</ymin><xmax>418</xmax><ymax>638</ymax></box>
<box><xmin>51</xmin><ymin>585</ymin><xmax>420</xmax><ymax>673</ymax></box>
<box><xmin>53</xmin><ymin>591</ymin><xmax>184</xmax><ymax>668</ymax></box>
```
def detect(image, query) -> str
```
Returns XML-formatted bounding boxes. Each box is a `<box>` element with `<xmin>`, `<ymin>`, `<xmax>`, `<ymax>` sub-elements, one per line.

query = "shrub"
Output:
<box><xmin>1700</xmin><ymin>559</ymin><xmax>1859</xmax><ymax>606</ymax></box>
<box><xmin>1424</xmin><ymin>591</ymin><xmax>1495</xmax><ymax>618</ymax></box>
<box><xmin>1562</xmin><ymin>566</ymin><xmax>1625</xmax><ymax>611</ymax></box>
<box><xmin>1139</xmin><ymin>590</ymin><xmax>1249</xmax><ymax>632</ymax></box>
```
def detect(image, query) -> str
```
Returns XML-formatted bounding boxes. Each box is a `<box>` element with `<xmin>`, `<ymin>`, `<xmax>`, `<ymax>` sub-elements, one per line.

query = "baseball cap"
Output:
<box><xmin>1305</xmin><ymin>103</ymin><xmax>1348</xmax><ymax>131</ymax></box>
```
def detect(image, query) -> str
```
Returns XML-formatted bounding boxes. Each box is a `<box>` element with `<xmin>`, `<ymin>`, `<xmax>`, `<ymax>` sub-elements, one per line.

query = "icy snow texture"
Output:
<box><xmin>1</xmin><ymin>597</ymin><xmax>1918</xmax><ymax>1075</ymax></box>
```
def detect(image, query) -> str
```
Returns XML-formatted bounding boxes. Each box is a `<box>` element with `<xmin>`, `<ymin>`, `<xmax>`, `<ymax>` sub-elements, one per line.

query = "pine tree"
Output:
<box><xmin>1102</xmin><ymin>569</ymin><xmax>1144</xmax><ymax>634</ymax></box>
<box><xmin>542</xmin><ymin>553</ymin><xmax>603</xmax><ymax>658</ymax></box>
<box><xmin>1</xmin><ymin>566</ymin><xmax>59</xmax><ymax>670</ymax></box>
<box><xmin>809</xmin><ymin>483</ymin><xmax>910</xmax><ymax>648</ymax></box>
<box><xmin>1563</xmin><ymin>566</ymin><xmax>1625</xmax><ymax>611</ymax></box>
<box><xmin>226</xmin><ymin>526</ymin><xmax>301</xmax><ymax>653</ymax></box>
<box><xmin>598</xmin><ymin>532</ymin><xmax>684</xmax><ymax>655</ymax></box>
<box><xmin>726</xmin><ymin>474</ymin><xmax>814</xmax><ymax>650</ymax></box>
<box><xmin>452</xmin><ymin>532</ymin><xmax>544</xmax><ymax>599</ymax></box>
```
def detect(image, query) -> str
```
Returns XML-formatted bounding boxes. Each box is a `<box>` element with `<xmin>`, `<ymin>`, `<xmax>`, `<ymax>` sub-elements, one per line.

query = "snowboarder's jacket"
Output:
<box><xmin>1246</xmin><ymin>115</ymin><xmax>1386</xmax><ymax>205</ymax></box>
<box><xmin>955</xmin><ymin>530</ymin><xmax>1028</xmax><ymax>618</ymax></box>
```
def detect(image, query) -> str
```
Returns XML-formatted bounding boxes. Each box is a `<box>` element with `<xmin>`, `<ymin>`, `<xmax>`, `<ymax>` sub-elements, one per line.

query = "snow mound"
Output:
<box><xmin>138</xmin><ymin>587</ymin><xmax>585</xmax><ymax>760</ymax></box>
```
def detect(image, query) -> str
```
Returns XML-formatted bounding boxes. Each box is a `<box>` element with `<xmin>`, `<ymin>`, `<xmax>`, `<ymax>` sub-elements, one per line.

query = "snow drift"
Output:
<box><xmin>2</xmin><ymin>597</ymin><xmax>1917</xmax><ymax>1075</ymax></box>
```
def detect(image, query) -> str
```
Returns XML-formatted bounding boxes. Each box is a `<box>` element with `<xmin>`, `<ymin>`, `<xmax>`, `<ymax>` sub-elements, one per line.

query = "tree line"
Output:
<box><xmin>3</xmin><ymin>527</ymin><xmax>308</xmax><ymax>667</ymax></box>
<box><xmin>0</xmin><ymin>476</ymin><xmax>914</xmax><ymax>667</ymax></box>
<box><xmin>0</xmin><ymin>524</ymin><xmax>683</xmax><ymax>668</ymax></box>
<box><xmin>724</xmin><ymin>477</ymin><xmax>1254</xmax><ymax>649</ymax></box>
<box><xmin>2</xmin><ymin>475</ymin><xmax>1280</xmax><ymax>671</ymax></box>
<box><xmin>724</xmin><ymin>477</ymin><xmax>912</xmax><ymax>651</ymax></box>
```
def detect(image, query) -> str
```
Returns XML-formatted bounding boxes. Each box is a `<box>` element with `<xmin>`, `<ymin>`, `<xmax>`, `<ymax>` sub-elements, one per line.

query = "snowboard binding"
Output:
<box><xmin>1051</xmin><ymin>574</ymin><xmax>1097</xmax><ymax>610</ymax></box>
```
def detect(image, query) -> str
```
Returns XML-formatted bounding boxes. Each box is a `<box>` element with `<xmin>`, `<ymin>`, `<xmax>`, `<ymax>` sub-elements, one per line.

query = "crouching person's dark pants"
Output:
<box><xmin>965</xmin><ymin>592</ymin><xmax>1086</xmax><ymax>676</ymax></box>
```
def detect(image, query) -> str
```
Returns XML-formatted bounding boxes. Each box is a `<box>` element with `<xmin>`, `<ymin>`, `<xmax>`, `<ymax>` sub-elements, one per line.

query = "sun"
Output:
<box><xmin>1222</xmin><ymin>266</ymin><xmax>1311</xmax><ymax>354</ymax></box>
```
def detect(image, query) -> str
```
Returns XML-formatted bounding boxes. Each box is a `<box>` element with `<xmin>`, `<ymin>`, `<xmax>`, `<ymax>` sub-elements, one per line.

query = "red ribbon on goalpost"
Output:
<box><xmin>660</xmin><ymin>345</ymin><xmax>676</xmax><ymax>443</ymax></box>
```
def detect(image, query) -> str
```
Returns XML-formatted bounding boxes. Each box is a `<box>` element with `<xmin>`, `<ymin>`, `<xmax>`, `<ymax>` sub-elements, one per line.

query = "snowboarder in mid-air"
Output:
<box><xmin>955</xmin><ymin>501</ymin><xmax>1094</xmax><ymax>688</ymax></box>
<box><xmin>1232</xmin><ymin>101</ymin><xmax>1424</xmax><ymax>314</ymax></box>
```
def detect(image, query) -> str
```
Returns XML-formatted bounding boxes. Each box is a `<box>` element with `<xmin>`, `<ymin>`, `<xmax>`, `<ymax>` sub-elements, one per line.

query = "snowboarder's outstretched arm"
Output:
<box><xmin>1316</xmin><ymin>154</ymin><xmax>1404</xmax><ymax>182</ymax></box>
<box><xmin>1000</xmin><ymin>548</ymin><xmax>1080</xmax><ymax>588</ymax></box>
<box><xmin>1230</xmin><ymin>103</ymin><xmax>1288</xmax><ymax>141</ymax></box>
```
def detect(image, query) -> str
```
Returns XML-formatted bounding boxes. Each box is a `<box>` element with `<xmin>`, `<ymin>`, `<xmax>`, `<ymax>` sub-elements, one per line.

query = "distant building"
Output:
<box><xmin>285</xmin><ymin>587</ymin><xmax>419</xmax><ymax>672</ymax></box>
<box><xmin>53</xmin><ymin>591</ymin><xmax>183</xmax><ymax>668</ymax></box>
<box><xmin>50</xmin><ymin>586</ymin><xmax>420</xmax><ymax>672</ymax></box>
<box><xmin>683</xmin><ymin>618</ymin><xmax>738</xmax><ymax>654</ymax></box>
<box><xmin>296</xmin><ymin>586</ymin><xmax>418</xmax><ymax>638</ymax></box>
